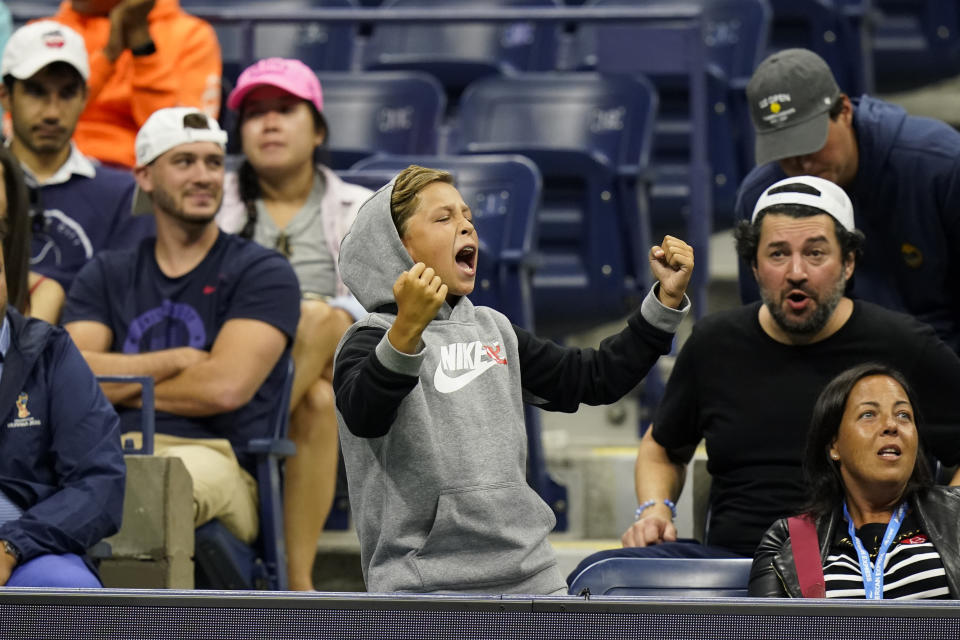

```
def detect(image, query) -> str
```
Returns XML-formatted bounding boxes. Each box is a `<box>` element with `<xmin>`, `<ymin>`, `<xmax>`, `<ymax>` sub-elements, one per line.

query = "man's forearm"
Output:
<box><xmin>635</xmin><ymin>428</ymin><xmax>687</xmax><ymax>508</ymax></box>
<box><xmin>151</xmin><ymin>358</ymin><xmax>265</xmax><ymax>417</ymax></box>
<box><xmin>80</xmin><ymin>348</ymin><xmax>201</xmax><ymax>404</ymax></box>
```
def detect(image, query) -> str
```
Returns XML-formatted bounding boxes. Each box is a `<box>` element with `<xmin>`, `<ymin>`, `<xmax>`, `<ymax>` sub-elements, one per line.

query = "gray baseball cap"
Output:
<box><xmin>747</xmin><ymin>48</ymin><xmax>841</xmax><ymax>166</ymax></box>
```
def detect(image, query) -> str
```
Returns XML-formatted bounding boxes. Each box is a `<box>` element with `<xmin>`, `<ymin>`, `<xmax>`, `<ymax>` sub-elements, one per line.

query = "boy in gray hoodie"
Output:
<box><xmin>334</xmin><ymin>165</ymin><xmax>694</xmax><ymax>594</ymax></box>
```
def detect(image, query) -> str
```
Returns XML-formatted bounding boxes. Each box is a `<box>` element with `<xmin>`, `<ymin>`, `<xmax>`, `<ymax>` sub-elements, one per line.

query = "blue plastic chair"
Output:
<box><xmin>454</xmin><ymin>72</ymin><xmax>657</xmax><ymax>338</ymax></box>
<box><xmin>315</xmin><ymin>72</ymin><xmax>447</xmax><ymax>170</ymax></box>
<box><xmin>6</xmin><ymin>0</ymin><xmax>59</xmax><ymax>27</ymax></box>
<box><xmin>871</xmin><ymin>0</ymin><xmax>960</xmax><ymax>92</ymax></box>
<box><xmin>576</xmin><ymin>0</ymin><xmax>771</xmax><ymax>230</ymax></box>
<box><xmin>180</xmin><ymin>0</ymin><xmax>358</xmax><ymax>84</ymax></box>
<box><xmin>362</xmin><ymin>0</ymin><xmax>563</xmax><ymax>97</ymax></box>
<box><xmin>568</xmin><ymin>557</ymin><xmax>754</xmax><ymax>597</ymax></box>
<box><xmin>766</xmin><ymin>0</ymin><xmax>874</xmax><ymax>95</ymax></box>
<box><xmin>100</xmin><ymin>361</ymin><xmax>296</xmax><ymax>591</ymax></box>
<box><xmin>343</xmin><ymin>154</ymin><xmax>569</xmax><ymax>531</ymax></box>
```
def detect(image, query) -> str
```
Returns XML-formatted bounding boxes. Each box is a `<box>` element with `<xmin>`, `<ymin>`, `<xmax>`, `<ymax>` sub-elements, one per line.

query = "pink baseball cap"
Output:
<box><xmin>227</xmin><ymin>57</ymin><xmax>324</xmax><ymax>113</ymax></box>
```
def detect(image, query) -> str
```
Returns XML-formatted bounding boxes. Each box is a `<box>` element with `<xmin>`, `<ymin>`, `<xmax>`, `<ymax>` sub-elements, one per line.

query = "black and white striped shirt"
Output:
<box><xmin>823</xmin><ymin>512</ymin><xmax>950</xmax><ymax>599</ymax></box>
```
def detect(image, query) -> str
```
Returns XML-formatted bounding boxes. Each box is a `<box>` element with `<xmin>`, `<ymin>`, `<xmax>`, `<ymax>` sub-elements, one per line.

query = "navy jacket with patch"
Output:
<box><xmin>0</xmin><ymin>308</ymin><xmax>125</xmax><ymax>563</ymax></box>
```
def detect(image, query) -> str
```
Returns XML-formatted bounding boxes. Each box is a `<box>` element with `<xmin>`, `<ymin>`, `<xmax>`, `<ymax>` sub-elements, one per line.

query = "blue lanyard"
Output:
<box><xmin>843</xmin><ymin>501</ymin><xmax>907</xmax><ymax>600</ymax></box>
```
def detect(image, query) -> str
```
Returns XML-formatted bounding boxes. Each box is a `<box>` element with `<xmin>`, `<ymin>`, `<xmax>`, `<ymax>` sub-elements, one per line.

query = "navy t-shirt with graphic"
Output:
<box><xmin>62</xmin><ymin>232</ymin><xmax>300</xmax><ymax>472</ymax></box>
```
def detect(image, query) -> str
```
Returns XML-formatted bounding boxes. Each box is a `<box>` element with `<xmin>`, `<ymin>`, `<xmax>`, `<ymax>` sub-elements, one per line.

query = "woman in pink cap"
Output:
<box><xmin>218</xmin><ymin>57</ymin><xmax>372</xmax><ymax>591</ymax></box>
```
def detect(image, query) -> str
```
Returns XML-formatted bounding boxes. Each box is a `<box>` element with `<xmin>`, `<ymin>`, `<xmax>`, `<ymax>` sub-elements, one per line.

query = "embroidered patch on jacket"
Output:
<box><xmin>901</xmin><ymin>242</ymin><xmax>923</xmax><ymax>269</ymax></box>
<box><xmin>8</xmin><ymin>392</ymin><xmax>42</xmax><ymax>428</ymax></box>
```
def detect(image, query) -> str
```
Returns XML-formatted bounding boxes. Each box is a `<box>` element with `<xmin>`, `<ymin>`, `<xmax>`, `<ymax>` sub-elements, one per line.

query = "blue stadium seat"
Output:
<box><xmin>181</xmin><ymin>0</ymin><xmax>357</xmax><ymax>84</ymax></box>
<box><xmin>315</xmin><ymin>72</ymin><xmax>447</xmax><ymax>170</ymax></box>
<box><xmin>766</xmin><ymin>0</ymin><xmax>873</xmax><ymax>95</ymax></box>
<box><xmin>6</xmin><ymin>0</ymin><xmax>59</xmax><ymax>27</ymax></box>
<box><xmin>454</xmin><ymin>72</ymin><xmax>657</xmax><ymax>338</ymax></box>
<box><xmin>576</xmin><ymin>0</ymin><xmax>771</xmax><ymax>231</ymax></box>
<box><xmin>194</xmin><ymin>359</ymin><xmax>295</xmax><ymax>591</ymax></box>
<box><xmin>102</xmin><ymin>361</ymin><xmax>296</xmax><ymax>591</ymax></box>
<box><xmin>568</xmin><ymin>557</ymin><xmax>754</xmax><ymax>597</ymax></box>
<box><xmin>362</xmin><ymin>0</ymin><xmax>562</xmax><ymax>98</ymax></box>
<box><xmin>344</xmin><ymin>154</ymin><xmax>568</xmax><ymax>530</ymax></box>
<box><xmin>871</xmin><ymin>0</ymin><xmax>960</xmax><ymax>92</ymax></box>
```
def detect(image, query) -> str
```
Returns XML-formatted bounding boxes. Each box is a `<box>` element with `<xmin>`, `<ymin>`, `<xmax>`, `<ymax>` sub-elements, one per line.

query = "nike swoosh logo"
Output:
<box><xmin>433</xmin><ymin>359</ymin><xmax>499</xmax><ymax>394</ymax></box>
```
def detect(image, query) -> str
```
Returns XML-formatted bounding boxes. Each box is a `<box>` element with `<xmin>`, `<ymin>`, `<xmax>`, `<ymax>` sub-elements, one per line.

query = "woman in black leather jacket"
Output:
<box><xmin>749</xmin><ymin>363</ymin><xmax>960</xmax><ymax>598</ymax></box>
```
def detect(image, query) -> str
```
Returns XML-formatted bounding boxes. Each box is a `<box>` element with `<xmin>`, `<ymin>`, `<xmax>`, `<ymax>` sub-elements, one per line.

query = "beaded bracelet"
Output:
<box><xmin>635</xmin><ymin>498</ymin><xmax>677</xmax><ymax>520</ymax></box>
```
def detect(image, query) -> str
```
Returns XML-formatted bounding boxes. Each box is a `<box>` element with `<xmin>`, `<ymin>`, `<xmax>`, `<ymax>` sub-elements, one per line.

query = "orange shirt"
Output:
<box><xmin>51</xmin><ymin>0</ymin><xmax>221</xmax><ymax>168</ymax></box>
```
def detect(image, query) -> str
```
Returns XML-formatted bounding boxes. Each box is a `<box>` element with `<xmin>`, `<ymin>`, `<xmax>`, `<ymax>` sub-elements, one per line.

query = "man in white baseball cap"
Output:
<box><xmin>0</xmin><ymin>20</ymin><xmax>152</xmax><ymax>323</ymax></box>
<box><xmin>735</xmin><ymin>47</ymin><xmax>960</xmax><ymax>356</ymax></box>
<box><xmin>571</xmin><ymin>174</ymin><xmax>960</xmax><ymax>582</ymax></box>
<box><xmin>63</xmin><ymin>106</ymin><xmax>301</xmax><ymax>562</ymax></box>
<box><xmin>129</xmin><ymin>106</ymin><xmax>228</xmax><ymax>216</ymax></box>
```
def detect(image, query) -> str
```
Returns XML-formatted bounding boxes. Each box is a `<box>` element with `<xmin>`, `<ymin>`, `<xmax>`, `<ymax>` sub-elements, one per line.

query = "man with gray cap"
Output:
<box><xmin>569</xmin><ymin>176</ymin><xmax>960</xmax><ymax>580</ymax></box>
<box><xmin>61</xmin><ymin>107</ymin><xmax>300</xmax><ymax>546</ymax></box>
<box><xmin>0</xmin><ymin>20</ymin><xmax>152</xmax><ymax>323</ymax></box>
<box><xmin>734</xmin><ymin>48</ymin><xmax>960</xmax><ymax>355</ymax></box>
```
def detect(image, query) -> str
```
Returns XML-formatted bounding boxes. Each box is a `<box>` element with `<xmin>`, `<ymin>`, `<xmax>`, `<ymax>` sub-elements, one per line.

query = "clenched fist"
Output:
<box><xmin>388</xmin><ymin>263</ymin><xmax>448</xmax><ymax>354</ymax></box>
<box><xmin>649</xmin><ymin>236</ymin><xmax>694</xmax><ymax>309</ymax></box>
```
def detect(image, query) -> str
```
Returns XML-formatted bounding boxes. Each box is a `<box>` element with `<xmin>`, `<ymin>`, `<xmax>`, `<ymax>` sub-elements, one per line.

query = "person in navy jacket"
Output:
<box><xmin>0</xmin><ymin>160</ymin><xmax>125</xmax><ymax>586</ymax></box>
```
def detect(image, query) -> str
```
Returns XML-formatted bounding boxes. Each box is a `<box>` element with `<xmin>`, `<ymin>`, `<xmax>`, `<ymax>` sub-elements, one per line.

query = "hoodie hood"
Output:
<box><xmin>339</xmin><ymin>180</ymin><xmax>412</xmax><ymax>313</ymax></box>
<box><xmin>340</xmin><ymin>178</ymin><xmax>456</xmax><ymax>319</ymax></box>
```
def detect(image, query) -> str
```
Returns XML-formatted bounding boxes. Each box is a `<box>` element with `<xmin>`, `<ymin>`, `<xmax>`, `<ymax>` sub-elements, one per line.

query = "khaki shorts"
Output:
<box><xmin>123</xmin><ymin>432</ymin><xmax>259</xmax><ymax>544</ymax></box>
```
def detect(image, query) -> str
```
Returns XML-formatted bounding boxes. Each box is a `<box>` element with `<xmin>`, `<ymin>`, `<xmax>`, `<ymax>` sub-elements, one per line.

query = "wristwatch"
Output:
<box><xmin>130</xmin><ymin>39</ymin><xmax>157</xmax><ymax>57</ymax></box>
<box><xmin>1</xmin><ymin>539</ymin><xmax>20</xmax><ymax>564</ymax></box>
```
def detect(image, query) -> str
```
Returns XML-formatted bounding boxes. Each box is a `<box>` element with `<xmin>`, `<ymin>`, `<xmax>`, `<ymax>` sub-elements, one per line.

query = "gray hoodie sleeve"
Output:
<box><xmin>334</xmin><ymin>325</ymin><xmax>421</xmax><ymax>438</ymax></box>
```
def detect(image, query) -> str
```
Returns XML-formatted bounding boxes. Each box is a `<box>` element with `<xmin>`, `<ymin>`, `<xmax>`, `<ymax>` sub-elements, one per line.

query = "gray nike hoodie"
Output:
<box><xmin>336</xmin><ymin>180</ymin><xmax>566</xmax><ymax>594</ymax></box>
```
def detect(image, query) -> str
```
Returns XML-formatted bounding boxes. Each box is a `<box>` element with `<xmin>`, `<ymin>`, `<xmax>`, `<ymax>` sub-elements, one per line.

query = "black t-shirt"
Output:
<box><xmin>653</xmin><ymin>301</ymin><xmax>960</xmax><ymax>557</ymax></box>
<box><xmin>63</xmin><ymin>232</ymin><xmax>300</xmax><ymax>472</ymax></box>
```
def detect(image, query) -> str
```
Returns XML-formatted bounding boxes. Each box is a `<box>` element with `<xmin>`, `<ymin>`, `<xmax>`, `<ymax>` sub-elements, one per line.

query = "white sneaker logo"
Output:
<box><xmin>433</xmin><ymin>341</ymin><xmax>508</xmax><ymax>394</ymax></box>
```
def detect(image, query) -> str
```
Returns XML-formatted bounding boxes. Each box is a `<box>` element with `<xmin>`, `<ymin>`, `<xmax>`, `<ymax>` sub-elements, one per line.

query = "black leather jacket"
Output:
<box><xmin>749</xmin><ymin>486</ymin><xmax>960</xmax><ymax>597</ymax></box>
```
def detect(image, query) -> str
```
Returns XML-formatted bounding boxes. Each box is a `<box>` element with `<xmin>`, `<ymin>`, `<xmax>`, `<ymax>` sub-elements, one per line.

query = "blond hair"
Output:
<box><xmin>390</xmin><ymin>165</ymin><xmax>454</xmax><ymax>236</ymax></box>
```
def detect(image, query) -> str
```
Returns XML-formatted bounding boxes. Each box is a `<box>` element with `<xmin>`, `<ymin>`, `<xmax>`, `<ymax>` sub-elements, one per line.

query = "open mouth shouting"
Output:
<box><xmin>455</xmin><ymin>245</ymin><xmax>477</xmax><ymax>277</ymax></box>
<box><xmin>785</xmin><ymin>289</ymin><xmax>811</xmax><ymax>312</ymax></box>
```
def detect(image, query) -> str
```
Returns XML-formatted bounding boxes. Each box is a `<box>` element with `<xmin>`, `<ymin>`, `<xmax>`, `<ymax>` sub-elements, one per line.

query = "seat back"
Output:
<box><xmin>872</xmin><ymin>0</ymin><xmax>960</xmax><ymax>92</ymax></box>
<box><xmin>568</xmin><ymin>557</ymin><xmax>754</xmax><ymax>597</ymax></box>
<box><xmin>455</xmin><ymin>72</ymin><xmax>657</xmax><ymax>336</ymax></box>
<box><xmin>363</xmin><ymin>0</ymin><xmax>562</xmax><ymax>95</ymax></box>
<box><xmin>180</xmin><ymin>0</ymin><xmax>357</xmax><ymax>84</ymax></box>
<box><xmin>766</xmin><ymin>0</ymin><xmax>873</xmax><ymax>95</ymax></box>
<box><xmin>577</xmin><ymin>0</ymin><xmax>770</xmax><ymax>80</ymax></box>
<box><xmin>316</xmin><ymin>72</ymin><xmax>447</xmax><ymax>170</ymax></box>
<box><xmin>577</xmin><ymin>0</ymin><xmax>771</xmax><ymax>228</ymax></box>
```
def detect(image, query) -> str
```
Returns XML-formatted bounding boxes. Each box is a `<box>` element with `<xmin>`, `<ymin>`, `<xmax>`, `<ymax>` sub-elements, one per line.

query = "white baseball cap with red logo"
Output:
<box><xmin>1</xmin><ymin>20</ymin><xmax>90</xmax><ymax>82</ymax></box>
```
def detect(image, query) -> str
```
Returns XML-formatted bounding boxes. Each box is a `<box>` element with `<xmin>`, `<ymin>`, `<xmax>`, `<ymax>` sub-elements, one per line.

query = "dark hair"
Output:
<box><xmin>183</xmin><ymin>112</ymin><xmax>211</xmax><ymax>130</ymax></box>
<box><xmin>803</xmin><ymin>363</ymin><xmax>933</xmax><ymax>521</ymax></box>
<box><xmin>0</xmin><ymin>146</ymin><xmax>31</xmax><ymax>312</ymax></box>
<box><xmin>828</xmin><ymin>94</ymin><xmax>845</xmax><ymax>120</ymax></box>
<box><xmin>733</xmin><ymin>181</ymin><xmax>865</xmax><ymax>267</ymax></box>
<box><xmin>235</xmin><ymin>100</ymin><xmax>327</xmax><ymax>240</ymax></box>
